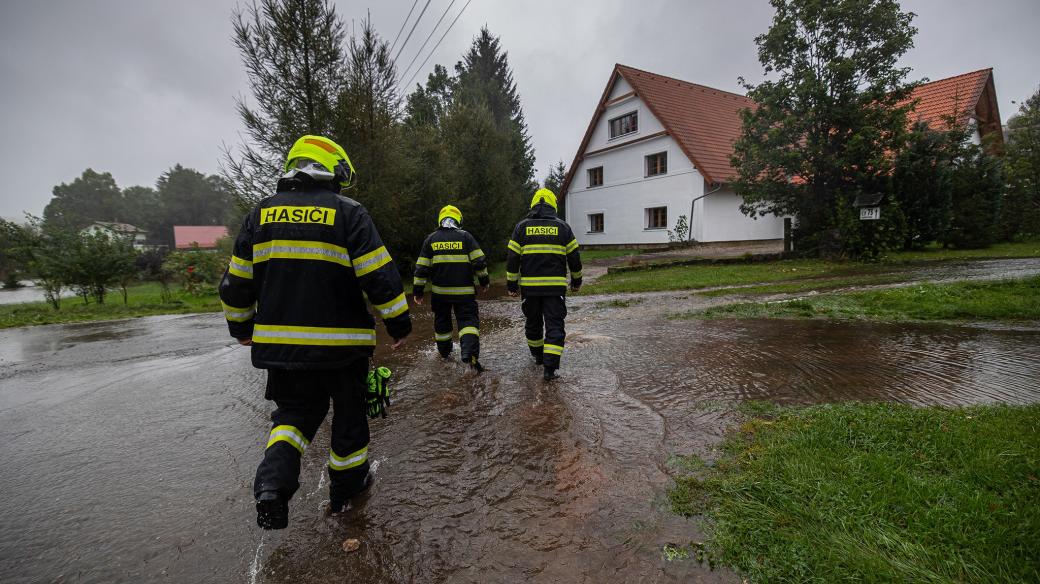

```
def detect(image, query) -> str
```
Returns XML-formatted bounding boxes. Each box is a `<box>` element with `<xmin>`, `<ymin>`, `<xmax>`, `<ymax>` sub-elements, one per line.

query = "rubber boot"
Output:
<box><xmin>543</xmin><ymin>367</ymin><xmax>559</xmax><ymax>381</ymax></box>
<box><xmin>534</xmin><ymin>354</ymin><xmax>543</xmax><ymax>366</ymax></box>
<box><xmin>329</xmin><ymin>471</ymin><xmax>374</xmax><ymax>513</ymax></box>
<box><xmin>256</xmin><ymin>491</ymin><xmax>288</xmax><ymax>530</ymax></box>
<box><xmin>469</xmin><ymin>356</ymin><xmax>485</xmax><ymax>373</ymax></box>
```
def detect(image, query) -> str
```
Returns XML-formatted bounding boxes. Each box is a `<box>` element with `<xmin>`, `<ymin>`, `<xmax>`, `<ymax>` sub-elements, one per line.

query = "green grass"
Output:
<box><xmin>887</xmin><ymin>239</ymin><xmax>1040</xmax><ymax>262</ymax></box>
<box><xmin>580</xmin><ymin>239</ymin><xmax>1040</xmax><ymax>295</ymax></box>
<box><xmin>581</xmin><ymin>258</ymin><xmax>875</xmax><ymax>294</ymax></box>
<box><xmin>668</xmin><ymin>401</ymin><xmax>1040</xmax><ymax>583</ymax></box>
<box><xmin>0</xmin><ymin>282</ymin><xmax>221</xmax><ymax>329</ymax></box>
<box><xmin>686</xmin><ymin>277</ymin><xmax>1040</xmax><ymax>323</ymax></box>
<box><xmin>581</xmin><ymin>249</ymin><xmax>645</xmax><ymax>261</ymax></box>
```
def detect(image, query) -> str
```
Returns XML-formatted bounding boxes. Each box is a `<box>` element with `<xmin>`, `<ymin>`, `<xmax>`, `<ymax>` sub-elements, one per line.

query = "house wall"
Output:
<box><xmin>699</xmin><ymin>188</ymin><xmax>785</xmax><ymax>242</ymax></box>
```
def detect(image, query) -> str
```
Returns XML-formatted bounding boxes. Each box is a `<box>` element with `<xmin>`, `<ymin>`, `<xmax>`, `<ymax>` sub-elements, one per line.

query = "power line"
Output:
<box><xmin>388</xmin><ymin>0</ymin><xmax>419</xmax><ymax>55</ymax></box>
<box><xmin>392</xmin><ymin>0</ymin><xmax>433</xmax><ymax>64</ymax></box>
<box><xmin>397</xmin><ymin>0</ymin><xmax>457</xmax><ymax>85</ymax></box>
<box><xmin>400</xmin><ymin>0</ymin><xmax>475</xmax><ymax>91</ymax></box>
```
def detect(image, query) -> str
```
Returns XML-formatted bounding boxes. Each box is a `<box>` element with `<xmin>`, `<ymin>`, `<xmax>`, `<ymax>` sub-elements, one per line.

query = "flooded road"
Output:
<box><xmin>1</xmin><ymin>271</ymin><xmax>1039</xmax><ymax>583</ymax></box>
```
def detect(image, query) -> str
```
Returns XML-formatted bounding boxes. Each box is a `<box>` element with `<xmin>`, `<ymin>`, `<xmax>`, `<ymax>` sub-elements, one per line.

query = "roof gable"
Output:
<box><xmin>561</xmin><ymin>64</ymin><xmax>755</xmax><ymax>195</ymax></box>
<box><xmin>903</xmin><ymin>68</ymin><xmax>992</xmax><ymax>130</ymax></box>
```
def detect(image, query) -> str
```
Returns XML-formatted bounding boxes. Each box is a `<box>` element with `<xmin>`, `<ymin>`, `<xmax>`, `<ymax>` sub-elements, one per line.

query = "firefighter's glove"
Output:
<box><xmin>366</xmin><ymin>366</ymin><xmax>393</xmax><ymax>419</ymax></box>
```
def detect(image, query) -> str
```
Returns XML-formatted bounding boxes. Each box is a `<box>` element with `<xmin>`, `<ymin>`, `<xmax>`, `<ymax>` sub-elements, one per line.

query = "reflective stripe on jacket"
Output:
<box><xmin>219</xmin><ymin>176</ymin><xmax>411</xmax><ymax>369</ymax></box>
<box><xmin>505</xmin><ymin>203</ymin><xmax>582</xmax><ymax>297</ymax></box>
<box><xmin>412</xmin><ymin>227</ymin><xmax>489</xmax><ymax>303</ymax></box>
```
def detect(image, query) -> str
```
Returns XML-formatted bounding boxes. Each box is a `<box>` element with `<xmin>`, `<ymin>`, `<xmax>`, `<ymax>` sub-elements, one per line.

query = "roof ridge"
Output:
<box><xmin>916</xmin><ymin>68</ymin><xmax>992</xmax><ymax>88</ymax></box>
<box><xmin>615</xmin><ymin>63</ymin><xmax>752</xmax><ymax>102</ymax></box>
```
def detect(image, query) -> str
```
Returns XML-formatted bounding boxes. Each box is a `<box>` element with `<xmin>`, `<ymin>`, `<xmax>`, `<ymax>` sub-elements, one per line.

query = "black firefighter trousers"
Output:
<box><xmin>254</xmin><ymin>358</ymin><xmax>370</xmax><ymax>505</ymax></box>
<box><xmin>432</xmin><ymin>298</ymin><xmax>480</xmax><ymax>361</ymax></box>
<box><xmin>521</xmin><ymin>294</ymin><xmax>567</xmax><ymax>369</ymax></box>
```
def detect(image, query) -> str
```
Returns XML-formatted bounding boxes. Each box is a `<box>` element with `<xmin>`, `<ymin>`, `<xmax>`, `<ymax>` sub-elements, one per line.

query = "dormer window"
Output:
<box><xmin>608</xmin><ymin>111</ymin><xmax>638</xmax><ymax>139</ymax></box>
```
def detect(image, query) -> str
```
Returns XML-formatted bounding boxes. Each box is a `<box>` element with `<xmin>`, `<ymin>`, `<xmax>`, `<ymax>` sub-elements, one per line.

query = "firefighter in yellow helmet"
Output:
<box><xmin>219</xmin><ymin>135</ymin><xmax>412</xmax><ymax>529</ymax></box>
<box><xmin>505</xmin><ymin>188</ymin><xmax>582</xmax><ymax>380</ymax></box>
<box><xmin>412</xmin><ymin>204</ymin><xmax>490</xmax><ymax>371</ymax></box>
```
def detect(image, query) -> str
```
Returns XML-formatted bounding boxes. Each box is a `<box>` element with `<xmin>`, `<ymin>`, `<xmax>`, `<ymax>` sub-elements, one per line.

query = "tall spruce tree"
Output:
<box><xmin>448</xmin><ymin>28</ymin><xmax>537</xmax><ymax>257</ymax></box>
<box><xmin>335</xmin><ymin>18</ymin><xmax>423</xmax><ymax>264</ymax></box>
<box><xmin>731</xmin><ymin>0</ymin><xmax>918</xmax><ymax>258</ymax></box>
<box><xmin>222</xmin><ymin>0</ymin><xmax>347</xmax><ymax>205</ymax></box>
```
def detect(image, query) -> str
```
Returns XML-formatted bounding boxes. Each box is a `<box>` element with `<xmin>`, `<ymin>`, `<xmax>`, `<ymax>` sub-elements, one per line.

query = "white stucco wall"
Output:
<box><xmin>698</xmin><ymin>188</ymin><xmax>785</xmax><ymax>242</ymax></box>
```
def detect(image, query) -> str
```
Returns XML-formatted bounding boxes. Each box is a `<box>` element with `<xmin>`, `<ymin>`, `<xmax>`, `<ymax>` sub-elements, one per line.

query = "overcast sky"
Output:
<box><xmin>1</xmin><ymin>0</ymin><xmax>1038</xmax><ymax>219</ymax></box>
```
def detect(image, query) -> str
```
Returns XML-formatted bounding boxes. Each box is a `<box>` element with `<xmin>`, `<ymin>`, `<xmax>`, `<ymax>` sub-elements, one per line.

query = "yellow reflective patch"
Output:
<box><xmin>432</xmin><ymin>241</ymin><xmax>463</xmax><ymax>251</ymax></box>
<box><xmin>260</xmin><ymin>205</ymin><xmax>336</xmax><ymax>226</ymax></box>
<box><xmin>525</xmin><ymin>226</ymin><xmax>559</xmax><ymax>236</ymax></box>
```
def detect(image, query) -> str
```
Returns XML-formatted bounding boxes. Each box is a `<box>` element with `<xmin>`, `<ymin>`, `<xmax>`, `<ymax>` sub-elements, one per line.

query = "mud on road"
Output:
<box><xmin>1</xmin><ymin>259</ymin><xmax>1039</xmax><ymax>583</ymax></box>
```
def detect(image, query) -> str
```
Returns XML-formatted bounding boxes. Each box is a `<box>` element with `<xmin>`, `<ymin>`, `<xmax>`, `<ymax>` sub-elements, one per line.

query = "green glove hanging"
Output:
<box><xmin>366</xmin><ymin>366</ymin><xmax>393</xmax><ymax>419</ymax></box>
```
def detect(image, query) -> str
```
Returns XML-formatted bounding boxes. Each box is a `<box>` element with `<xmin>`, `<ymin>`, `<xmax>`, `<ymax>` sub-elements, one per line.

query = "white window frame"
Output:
<box><xmin>645</xmin><ymin>151</ymin><xmax>668</xmax><ymax>177</ymax></box>
<box><xmin>587</xmin><ymin>212</ymin><xmax>605</xmax><ymax>234</ymax></box>
<box><xmin>587</xmin><ymin>166</ymin><xmax>604</xmax><ymax>188</ymax></box>
<box><xmin>645</xmin><ymin>206</ymin><xmax>668</xmax><ymax>230</ymax></box>
<box><xmin>608</xmin><ymin>110</ymin><xmax>638</xmax><ymax>140</ymax></box>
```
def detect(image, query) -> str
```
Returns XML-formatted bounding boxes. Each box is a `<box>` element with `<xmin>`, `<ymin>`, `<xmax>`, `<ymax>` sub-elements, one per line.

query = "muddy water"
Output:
<box><xmin>1</xmin><ymin>284</ymin><xmax>1039</xmax><ymax>583</ymax></box>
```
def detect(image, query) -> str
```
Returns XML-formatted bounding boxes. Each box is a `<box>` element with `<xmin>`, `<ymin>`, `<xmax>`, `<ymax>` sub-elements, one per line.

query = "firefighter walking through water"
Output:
<box><xmin>506</xmin><ymin>188</ymin><xmax>582</xmax><ymax>381</ymax></box>
<box><xmin>412</xmin><ymin>205</ymin><xmax>490</xmax><ymax>372</ymax></box>
<box><xmin>219</xmin><ymin>135</ymin><xmax>412</xmax><ymax>529</ymax></box>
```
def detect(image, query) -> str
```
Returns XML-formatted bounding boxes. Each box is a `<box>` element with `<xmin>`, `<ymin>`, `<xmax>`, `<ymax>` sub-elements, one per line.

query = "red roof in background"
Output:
<box><xmin>561</xmin><ymin>65</ymin><xmax>998</xmax><ymax>197</ymax></box>
<box><xmin>174</xmin><ymin>225</ymin><xmax>229</xmax><ymax>249</ymax></box>
<box><xmin>615</xmin><ymin>65</ymin><xmax>756</xmax><ymax>184</ymax></box>
<box><xmin>902</xmin><ymin>68</ymin><xmax>992</xmax><ymax>130</ymax></box>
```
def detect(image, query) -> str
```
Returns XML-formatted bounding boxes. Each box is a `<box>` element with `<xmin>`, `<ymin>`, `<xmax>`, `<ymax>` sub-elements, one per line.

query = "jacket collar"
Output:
<box><xmin>276</xmin><ymin>176</ymin><xmax>339</xmax><ymax>194</ymax></box>
<box><xmin>527</xmin><ymin>202</ymin><xmax>558</xmax><ymax>219</ymax></box>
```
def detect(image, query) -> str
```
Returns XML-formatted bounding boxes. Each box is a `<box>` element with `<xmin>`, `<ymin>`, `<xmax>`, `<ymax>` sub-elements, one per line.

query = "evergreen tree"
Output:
<box><xmin>223</xmin><ymin>0</ymin><xmax>347</xmax><ymax>205</ymax></box>
<box><xmin>335</xmin><ymin>18</ymin><xmax>421</xmax><ymax>264</ymax></box>
<box><xmin>448</xmin><ymin>28</ymin><xmax>537</xmax><ymax>258</ymax></box>
<box><xmin>942</xmin><ymin>138</ymin><xmax>1004</xmax><ymax>249</ymax></box>
<box><xmin>731</xmin><ymin>0</ymin><xmax>918</xmax><ymax>258</ymax></box>
<box><xmin>155</xmin><ymin>165</ymin><xmax>234</xmax><ymax>246</ymax></box>
<box><xmin>543</xmin><ymin>160</ymin><xmax>568</xmax><ymax>219</ymax></box>
<box><xmin>43</xmin><ymin>169</ymin><xmax>123</xmax><ymax>230</ymax></box>
<box><xmin>891</xmin><ymin>123</ymin><xmax>954</xmax><ymax>249</ymax></box>
<box><xmin>1002</xmin><ymin>87</ymin><xmax>1040</xmax><ymax>239</ymax></box>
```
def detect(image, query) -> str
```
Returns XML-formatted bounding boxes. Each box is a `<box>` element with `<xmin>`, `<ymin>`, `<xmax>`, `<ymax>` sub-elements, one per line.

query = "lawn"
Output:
<box><xmin>668</xmin><ymin>401</ymin><xmax>1040</xmax><ymax>583</ymax></box>
<box><xmin>0</xmin><ymin>282</ymin><xmax>221</xmax><ymax>329</ymax></box>
<box><xmin>685</xmin><ymin>277</ymin><xmax>1040</xmax><ymax>323</ymax></box>
<box><xmin>580</xmin><ymin>238</ymin><xmax>1040</xmax><ymax>295</ymax></box>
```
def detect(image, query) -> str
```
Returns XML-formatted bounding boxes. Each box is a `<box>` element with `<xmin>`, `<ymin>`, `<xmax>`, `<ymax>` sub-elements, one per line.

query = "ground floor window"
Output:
<box><xmin>588</xmin><ymin>213</ymin><xmax>604</xmax><ymax>233</ymax></box>
<box><xmin>646</xmin><ymin>206</ymin><xmax>667</xmax><ymax>229</ymax></box>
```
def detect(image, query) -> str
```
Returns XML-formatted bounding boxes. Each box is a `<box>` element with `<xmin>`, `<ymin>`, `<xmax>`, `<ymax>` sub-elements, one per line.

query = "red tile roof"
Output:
<box><xmin>902</xmin><ymin>68</ymin><xmax>992</xmax><ymax>130</ymax></box>
<box><xmin>561</xmin><ymin>65</ymin><xmax>997</xmax><ymax>197</ymax></box>
<box><xmin>615</xmin><ymin>65</ymin><xmax>756</xmax><ymax>184</ymax></box>
<box><xmin>174</xmin><ymin>225</ymin><xmax>229</xmax><ymax>249</ymax></box>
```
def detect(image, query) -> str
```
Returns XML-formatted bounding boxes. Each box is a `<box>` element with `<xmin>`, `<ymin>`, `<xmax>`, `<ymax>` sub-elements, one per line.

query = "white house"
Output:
<box><xmin>562</xmin><ymin>64</ymin><xmax>785</xmax><ymax>247</ymax></box>
<box><xmin>82</xmin><ymin>221</ymin><xmax>149</xmax><ymax>249</ymax></box>
<box><xmin>561</xmin><ymin>64</ymin><xmax>1003</xmax><ymax>247</ymax></box>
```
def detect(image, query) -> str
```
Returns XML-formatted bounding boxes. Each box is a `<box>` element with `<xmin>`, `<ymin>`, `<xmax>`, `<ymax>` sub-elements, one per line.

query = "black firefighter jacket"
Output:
<box><xmin>506</xmin><ymin>203</ymin><xmax>582</xmax><ymax>297</ymax></box>
<box><xmin>219</xmin><ymin>177</ymin><xmax>412</xmax><ymax>370</ymax></box>
<box><xmin>412</xmin><ymin>226</ymin><xmax>489</xmax><ymax>302</ymax></box>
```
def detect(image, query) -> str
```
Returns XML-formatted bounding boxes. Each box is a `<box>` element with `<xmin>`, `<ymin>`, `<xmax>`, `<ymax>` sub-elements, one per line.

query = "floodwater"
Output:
<box><xmin>1</xmin><ymin>269</ymin><xmax>1039</xmax><ymax>582</ymax></box>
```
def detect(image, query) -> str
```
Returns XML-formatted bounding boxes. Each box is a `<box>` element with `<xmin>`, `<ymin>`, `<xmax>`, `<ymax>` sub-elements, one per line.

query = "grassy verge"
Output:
<box><xmin>684</xmin><ymin>277</ymin><xmax>1040</xmax><ymax>323</ymax></box>
<box><xmin>580</xmin><ymin>239</ymin><xmax>1040</xmax><ymax>295</ymax></box>
<box><xmin>0</xmin><ymin>282</ymin><xmax>220</xmax><ymax>329</ymax></box>
<box><xmin>668</xmin><ymin>401</ymin><xmax>1040</xmax><ymax>583</ymax></box>
<box><xmin>694</xmin><ymin>272</ymin><xmax>915</xmax><ymax>298</ymax></box>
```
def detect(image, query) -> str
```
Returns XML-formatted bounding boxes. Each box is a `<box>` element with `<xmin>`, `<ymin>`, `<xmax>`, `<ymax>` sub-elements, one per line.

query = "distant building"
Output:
<box><xmin>562</xmin><ymin>65</ymin><xmax>1002</xmax><ymax>247</ymax></box>
<box><xmin>173</xmin><ymin>225</ymin><xmax>229</xmax><ymax>250</ymax></box>
<box><xmin>83</xmin><ymin>221</ymin><xmax>149</xmax><ymax>249</ymax></box>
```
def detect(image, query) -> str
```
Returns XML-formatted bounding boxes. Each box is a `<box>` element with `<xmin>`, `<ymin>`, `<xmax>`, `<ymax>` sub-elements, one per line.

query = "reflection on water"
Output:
<box><xmin>1</xmin><ymin>288</ymin><xmax>1038</xmax><ymax>583</ymax></box>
